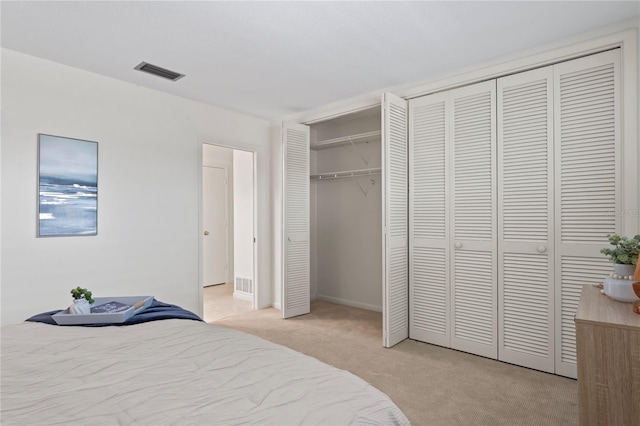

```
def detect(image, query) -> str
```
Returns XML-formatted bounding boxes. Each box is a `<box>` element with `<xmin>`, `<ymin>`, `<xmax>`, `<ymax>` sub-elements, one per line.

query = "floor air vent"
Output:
<box><xmin>235</xmin><ymin>277</ymin><xmax>253</xmax><ymax>294</ymax></box>
<box><xmin>134</xmin><ymin>61</ymin><xmax>185</xmax><ymax>81</ymax></box>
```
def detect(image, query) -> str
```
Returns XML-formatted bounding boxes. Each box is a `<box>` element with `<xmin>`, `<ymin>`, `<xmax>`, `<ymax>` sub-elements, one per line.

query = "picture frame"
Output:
<box><xmin>37</xmin><ymin>134</ymin><xmax>98</xmax><ymax>237</ymax></box>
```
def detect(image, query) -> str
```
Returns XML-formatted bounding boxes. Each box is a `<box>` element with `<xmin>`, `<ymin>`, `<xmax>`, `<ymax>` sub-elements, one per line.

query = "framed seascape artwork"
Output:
<box><xmin>37</xmin><ymin>134</ymin><xmax>98</xmax><ymax>237</ymax></box>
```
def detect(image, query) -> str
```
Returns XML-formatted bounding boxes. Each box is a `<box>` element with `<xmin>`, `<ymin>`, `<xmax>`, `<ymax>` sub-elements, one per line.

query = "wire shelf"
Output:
<box><xmin>310</xmin><ymin>130</ymin><xmax>381</xmax><ymax>150</ymax></box>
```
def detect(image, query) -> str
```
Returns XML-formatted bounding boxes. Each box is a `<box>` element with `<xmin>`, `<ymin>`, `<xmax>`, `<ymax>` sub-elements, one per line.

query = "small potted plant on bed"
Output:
<box><xmin>69</xmin><ymin>286</ymin><xmax>95</xmax><ymax>314</ymax></box>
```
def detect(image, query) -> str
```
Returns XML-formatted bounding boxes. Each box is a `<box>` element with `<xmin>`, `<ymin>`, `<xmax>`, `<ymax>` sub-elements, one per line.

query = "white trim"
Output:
<box><xmin>196</xmin><ymin>140</ymin><xmax>204</xmax><ymax>320</ymax></box>
<box><xmin>233</xmin><ymin>291</ymin><xmax>252</xmax><ymax>302</ymax></box>
<box><xmin>251</xmin><ymin>150</ymin><xmax>259</xmax><ymax>311</ymax></box>
<box><xmin>315</xmin><ymin>294</ymin><xmax>382</xmax><ymax>313</ymax></box>
<box><xmin>619</xmin><ymin>27</ymin><xmax>639</xmax><ymax>235</ymax></box>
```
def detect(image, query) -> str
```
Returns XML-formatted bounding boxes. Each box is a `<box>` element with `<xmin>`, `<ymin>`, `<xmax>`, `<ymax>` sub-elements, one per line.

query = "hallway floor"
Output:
<box><xmin>202</xmin><ymin>283</ymin><xmax>252</xmax><ymax>322</ymax></box>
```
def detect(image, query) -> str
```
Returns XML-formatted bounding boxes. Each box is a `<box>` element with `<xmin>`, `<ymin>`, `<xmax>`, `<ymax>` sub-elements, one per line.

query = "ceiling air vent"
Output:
<box><xmin>134</xmin><ymin>62</ymin><xmax>185</xmax><ymax>81</ymax></box>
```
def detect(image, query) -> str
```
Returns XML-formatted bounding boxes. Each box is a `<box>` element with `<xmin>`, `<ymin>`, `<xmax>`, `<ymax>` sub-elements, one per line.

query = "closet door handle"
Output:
<box><xmin>287</xmin><ymin>237</ymin><xmax>292</xmax><ymax>242</ymax></box>
<box><xmin>454</xmin><ymin>242</ymin><xmax>462</xmax><ymax>249</ymax></box>
<box><xmin>537</xmin><ymin>246</ymin><xmax>547</xmax><ymax>253</ymax></box>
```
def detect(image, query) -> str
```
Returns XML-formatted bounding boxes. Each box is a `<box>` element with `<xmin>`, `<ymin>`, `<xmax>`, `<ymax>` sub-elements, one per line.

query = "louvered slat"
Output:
<box><xmin>450</xmin><ymin>81</ymin><xmax>497</xmax><ymax>359</ymax></box>
<box><xmin>502</xmin><ymin>253</ymin><xmax>550</xmax><ymax>357</ymax></box>
<box><xmin>390</xmin><ymin>246</ymin><xmax>409</xmax><ymax>336</ymax></box>
<box><xmin>559</xmin><ymin>63</ymin><xmax>616</xmax><ymax>244</ymax></box>
<box><xmin>383</xmin><ymin>93</ymin><xmax>408</xmax><ymax>348</ymax></box>
<box><xmin>559</xmin><ymin>256</ymin><xmax>611</xmax><ymax>364</ymax></box>
<box><xmin>502</xmin><ymin>78</ymin><xmax>549</xmax><ymax>241</ymax></box>
<box><xmin>389</xmin><ymin>104</ymin><xmax>408</xmax><ymax>239</ymax></box>
<box><xmin>453</xmin><ymin>250</ymin><xmax>494</xmax><ymax>346</ymax></box>
<box><xmin>412</xmin><ymin>248</ymin><xmax>447</xmax><ymax>334</ymax></box>
<box><xmin>412</xmin><ymin>101</ymin><xmax>446</xmax><ymax>239</ymax></box>
<box><xmin>554</xmin><ymin>50</ymin><xmax>620</xmax><ymax>379</ymax></box>
<box><xmin>283</xmin><ymin>124</ymin><xmax>310</xmax><ymax>319</ymax></box>
<box><xmin>409</xmin><ymin>92</ymin><xmax>449</xmax><ymax>347</ymax></box>
<box><xmin>453</xmin><ymin>91</ymin><xmax>493</xmax><ymax>241</ymax></box>
<box><xmin>497</xmin><ymin>67</ymin><xmax>554</xmax><ymax>373</ymax></box>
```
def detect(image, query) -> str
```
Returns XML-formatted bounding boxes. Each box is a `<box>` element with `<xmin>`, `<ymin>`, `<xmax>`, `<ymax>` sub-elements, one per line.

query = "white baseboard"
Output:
<box><xmin>315</xmin><ymin>294</ymin><xmax>382</xmax><ymax>312</ymax></box>
<box><xmin>233</xmin><ymin>291</ymin><xmax>252</xmax><ymax>302</ymax></box>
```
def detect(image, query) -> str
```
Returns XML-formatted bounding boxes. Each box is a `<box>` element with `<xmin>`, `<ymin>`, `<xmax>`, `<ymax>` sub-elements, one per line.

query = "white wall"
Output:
<box><xmin>0</xmin><ymin>48</ymin><xmax>271</xmax><ymax>324</ymax></box>
<box><xmin>233</xmin><ymin>150</ymin><xmax>254</xmax><ymax>292</ymax></box>
<box><xmin>312</xmin><ymin>112</ymin><xmax>382</xmax><ymax>311</ymax></box>
<box><xmin>203</xmin><ymin>144</ymin><xmax>234</xmax><ymax>284</ymax></box>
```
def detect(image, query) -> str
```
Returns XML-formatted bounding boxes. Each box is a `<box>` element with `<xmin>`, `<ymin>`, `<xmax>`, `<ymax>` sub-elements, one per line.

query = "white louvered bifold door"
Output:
<box><xmin>282</xmin><ymin>122</ymin><xmax>311</xmax><ymax>319</ymax></box>
<box><xmin>450</xmin><ymin>81</ymin><xmax>497</xmax><ymax>359</ymax></box>
<box><xmin>497</xmin><ymin>66</ymin><xmax>555</xmax><ymax>373</ymax></box>
<box><xmin>554</xmin><ymin>50</ymin><xmax>621</xmax><ymax>378</ymax></box>
<box><xmin>409</xmin><ymin>92</ymin><xmax>450</xmax><ymax>347</ymax></box>
<box><xmin>382</xmin><ymin>92</ymin><xmax>409</xmax><ymax>348</ymax></box>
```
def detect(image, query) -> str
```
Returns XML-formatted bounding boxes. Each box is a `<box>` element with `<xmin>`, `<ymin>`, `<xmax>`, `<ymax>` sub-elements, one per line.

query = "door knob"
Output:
<box><xmin>204</xmin><ymin>231</ymin><xmax>209</xmax><ymax>236</ymax></box>
<box><xmin>537</xmin><ymin>245</ymin><xmax>547</xmax><ymax>253</ymax></box>
<box><xmin>454</xmin><ymin>242</ymin><xmax>462</xmax><ymax>249</ymax></box>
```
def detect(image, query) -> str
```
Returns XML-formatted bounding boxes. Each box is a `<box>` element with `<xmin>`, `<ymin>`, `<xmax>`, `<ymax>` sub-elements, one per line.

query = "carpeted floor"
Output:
<box><xmin>212</xmin><ymin>300</ymin><xmax>578</xmax><ymax>426</ymax></box>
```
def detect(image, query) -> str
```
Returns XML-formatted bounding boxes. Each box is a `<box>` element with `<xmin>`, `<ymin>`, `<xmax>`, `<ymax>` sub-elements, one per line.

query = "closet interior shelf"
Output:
<box><xmin>310</xmin><ymin>130</ymin><xmax>381</xmax><ymax>150</ymax></box>
<box><xmin>310</xmin><ymin>167</ymin><xmax>382</xmax><ymax>181</ymax></box>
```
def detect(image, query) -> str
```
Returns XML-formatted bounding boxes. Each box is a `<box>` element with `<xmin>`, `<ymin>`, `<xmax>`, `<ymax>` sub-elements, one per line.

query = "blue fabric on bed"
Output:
<box><xmin>25</xmin><ymin>299</ymin><xmax>203</xmax><ymax>326</ymax></box>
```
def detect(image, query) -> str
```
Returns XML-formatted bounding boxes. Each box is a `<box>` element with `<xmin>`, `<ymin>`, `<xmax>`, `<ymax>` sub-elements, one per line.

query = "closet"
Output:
<box><xmin>282</xmin><ymin>94</ymin><xmax>409</xmax><ymax>348</ymax></box>
<box><xmin>309</xmin><ymin>108</ymin><xmax>383</xmax><ymax>314</ymax></box>
<box><xmin>281</xmin><ymin>40</ymin><xmax>634</xmax><ymax>378</ymax></box>
<box><xmin>409</xmin><ymin>49</ymin><xmax>621</xmax><ymax>378</ymax></box>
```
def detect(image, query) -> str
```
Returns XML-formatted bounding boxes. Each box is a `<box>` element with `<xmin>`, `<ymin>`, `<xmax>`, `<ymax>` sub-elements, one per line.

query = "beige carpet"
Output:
<box><xmin>212</xmin><ymin>300</ymin><xmax>577</xmax><ymax>426</ymax></box>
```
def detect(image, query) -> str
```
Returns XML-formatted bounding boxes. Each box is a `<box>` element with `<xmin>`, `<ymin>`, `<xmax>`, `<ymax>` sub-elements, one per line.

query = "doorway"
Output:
<box><xmin>201</xmin><ymin>143</ymin><xmax>256</xmax><ymax>322</ymax></box>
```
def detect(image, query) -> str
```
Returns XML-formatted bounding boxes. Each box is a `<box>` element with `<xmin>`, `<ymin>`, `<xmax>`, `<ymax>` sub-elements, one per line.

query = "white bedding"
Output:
<box><xmin>1</xmin><ymin>319</ymin><xmax>409</xmax><ymax>425</ymax></box>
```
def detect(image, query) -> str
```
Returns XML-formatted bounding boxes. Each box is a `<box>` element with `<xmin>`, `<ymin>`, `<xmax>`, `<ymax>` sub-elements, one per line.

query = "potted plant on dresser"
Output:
<box><xmin>601</xmin><ymin>234</ymin><xmax>640</xmax><ymax>302</ymax></box>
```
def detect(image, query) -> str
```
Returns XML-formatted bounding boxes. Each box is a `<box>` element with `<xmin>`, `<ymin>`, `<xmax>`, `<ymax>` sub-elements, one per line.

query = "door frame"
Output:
<box><xmin>198</xmin><ymin>142</ymin><xmax>259</xmax><ymax>314</ymax></box>
<box><xmin>202</xmin><ymin>164</ymin><xmax>230</xmax><ymax>286</ymax></box>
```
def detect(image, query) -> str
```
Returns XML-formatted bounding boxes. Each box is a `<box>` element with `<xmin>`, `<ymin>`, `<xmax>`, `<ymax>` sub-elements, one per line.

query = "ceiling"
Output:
<box><xmin>2</xmin><ymin>1</ymin><xmax>638</xmax><ymax>121</ymax></box>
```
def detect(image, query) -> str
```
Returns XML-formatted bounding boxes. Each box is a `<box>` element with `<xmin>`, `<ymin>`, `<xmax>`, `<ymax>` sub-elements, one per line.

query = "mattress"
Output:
<box><xmin>1</xmin><ymin>319</ymin><xmax>409</xmax><ymax>425</ymax></box>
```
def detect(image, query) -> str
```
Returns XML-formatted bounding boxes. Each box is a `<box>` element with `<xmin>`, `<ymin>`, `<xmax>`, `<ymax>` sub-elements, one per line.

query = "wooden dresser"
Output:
<box><xmin>575</xmin><ymin>285</ymin><xmax>640</xmax><ymax>426</ymax></box>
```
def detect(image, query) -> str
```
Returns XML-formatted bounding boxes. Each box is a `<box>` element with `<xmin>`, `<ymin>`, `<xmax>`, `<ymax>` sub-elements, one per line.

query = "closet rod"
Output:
<box><xmin>310</xmin><ymin>167</ymin><xmax>381</xmax><ymax>181</ymax></box>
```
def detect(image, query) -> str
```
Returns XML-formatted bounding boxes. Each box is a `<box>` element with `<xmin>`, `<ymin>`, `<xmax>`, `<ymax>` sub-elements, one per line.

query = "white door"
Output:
<box><xmin>233</xmin><ymin>150</ymin><xmax>256</xmax><ymax>297</ymax></box>
<box><xmin>497</xmin><ymin>66</ymin><xmax>555</xmax><ymax>373</ymax></box>
<box><xmin>382</xmin><ymin>92</ymin><xmax>409</xmax><ymax>348</ymax></box>
<box><xmin>282</xmin><ymin>122</ymin><xmax>310</xmax><ymax>319</ymax></box>
<box><xmin>203</xmin><ymin>166</ymin><xmax>228</xmax><ymax>286</ymax></box>
<box><xmin>409</xmin><ymin>91</ymin><xmax>451</xmax><ymax>347</ymax></box>
<box><xmin>449</xmin><ymin>80</ymin><xmax>498</xmax><ymax>359</ymax></box>
<box><xmin>554</xmin><ymin>50</ymin><xmax>621</xmax><ymax>378</ymax></box>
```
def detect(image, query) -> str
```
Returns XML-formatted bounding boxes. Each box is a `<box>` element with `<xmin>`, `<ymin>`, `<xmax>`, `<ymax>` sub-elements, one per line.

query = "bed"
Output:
<box><xmin>1</xmin><ymin>310</ymin><xmax>409</xmax><ymax>425</ymax></box>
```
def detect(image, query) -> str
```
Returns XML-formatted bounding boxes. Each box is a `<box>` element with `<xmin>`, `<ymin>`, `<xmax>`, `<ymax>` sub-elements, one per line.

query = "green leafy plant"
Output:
<box><xmin>600</xmin><ymin>234</ymin><xmax>640</xmax><ymax>265</ymax></box>
<box><xmin>70</xmin><ymin>286</ymin><xmax>94</xmax><ymax>304</ymax></box>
